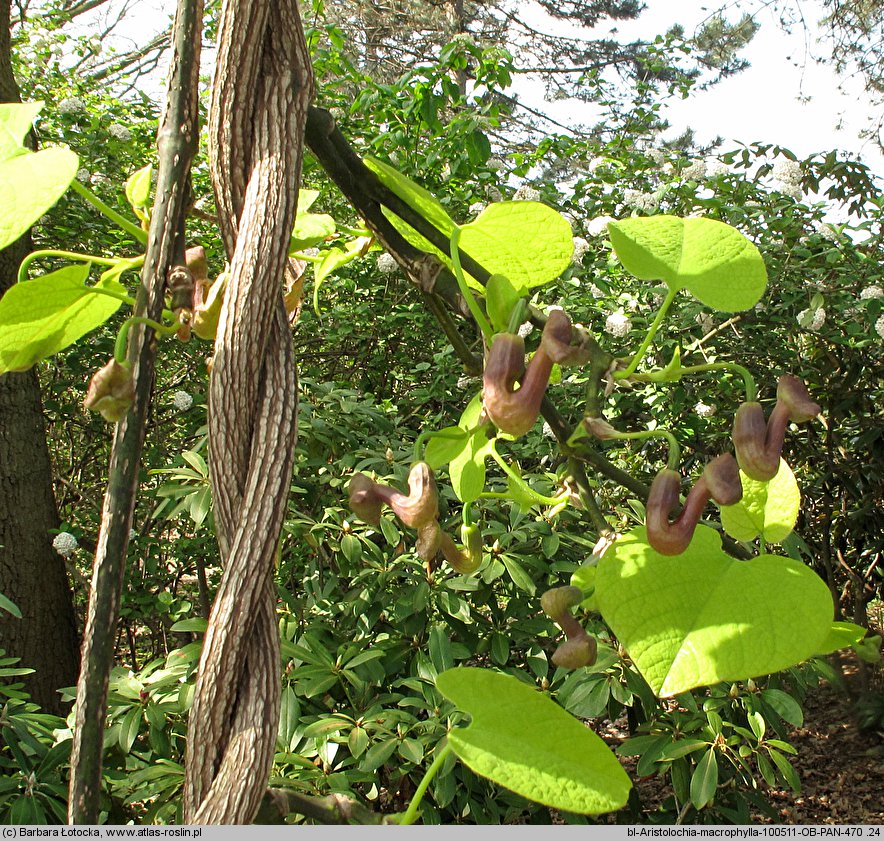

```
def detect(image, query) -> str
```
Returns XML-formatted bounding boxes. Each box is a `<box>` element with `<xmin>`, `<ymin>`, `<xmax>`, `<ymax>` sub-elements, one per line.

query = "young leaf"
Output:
<box><xmin>0</xmin><ymin>264</ymin><xmax>124</xmax><ymax>374</ymax></box>
<box><xmin>424</xmin><ymin>426</ymin><xmax>470</xmax><ymax>469</ymax></box>
<box><xmin>0</xmin><ymin>101</ymin><xmax>45</xmax><ymax>159</ymax></box>
<box><xmin>125</xmin><ymin>164</ymin><xmax>152</xmax><ymax>213</ymax></box>
<box><xmin>595</xmin><ymin>524</ymin><xmax>834</xmax><ymax>697</ymax></box>
<box><xmin>815</xmin><ymin>621</ymin><xmax>867</xmax><ymax>656</ymax></box>
<box><xmin>485</xmin><ymin>273</ymin><xmax>521</xmax><ymax>333</ymax></box>
<box><xmin>720</xmin><ymin>459</ymin><xmax>801</xmax><ymax>543</ymax></box>
<box><xmin>607</xmin><ymin>215</ymin><xmax>767</xmax><ymax>312</ymax></box>
<box><xmin>436</xmin><ymin>667</ymin><xmax>632</xmax><ymax>814</ymax></box>
<box><xmin>449</xmin><ymin>427</ymin><xmax>493</xmax><ymax>504</ymax></box>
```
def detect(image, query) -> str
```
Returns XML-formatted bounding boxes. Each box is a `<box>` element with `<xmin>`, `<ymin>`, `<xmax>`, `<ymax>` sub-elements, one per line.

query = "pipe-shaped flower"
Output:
<box><xmin>83</xmin><ymin>359</ymin><xmax>135</xmax><ymax>423</ymax></box>
<box><xmin>646</xmin><ymin>454</ymin><xmax>743</xmax><ymax>556</ymax></box>
<box><xmin>732</xmin><ymin>375</ymin><xmax>820</xmax><ymax>481</ymax></box>
<box><xmin>541</xmin><ymin>585</ymin><xmax>598</xmax><ymax>669</ymax></box>
<box><xmin>347</xmin><ymin>462</ymin><xmax>441</xmax><ymax>561</ymax></box>
<box><xmin>439</xmin><ymin>524</ymin><xmax>483</xmax><ymax>574</ymax></box>
<box><xmin>483</xmin><ymin>310</ymin><xmax>587</xmax><ymax>437</ymax></box>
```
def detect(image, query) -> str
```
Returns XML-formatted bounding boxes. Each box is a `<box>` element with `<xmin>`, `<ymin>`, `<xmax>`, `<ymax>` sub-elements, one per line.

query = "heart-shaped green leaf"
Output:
<box><xmin>595</xmin><ymin>525</ymin><xmax>833</xmax><ymax>697</ymax></box>
<box><xmin>0</xmin><ymin>145</ymin><xmax>79</xmax><ymax>252</ymax></box>
<box><xmin>607</xmin><ymin>216</ymin><xmax>767</xmax><ymax>312</ymax></box>
<box><xmin>486</xmin><ymin>273</ymin><xmax>521</xmax><ymax>333</ymax></box>
<box><xmin>720</xmin><ymin>459</ymin><xmax>800</xmax><ymax>543</ymax></box>
<box><xmin>450</xmin><ymin>429</ymin><xmax>493</xmax><ymax>504</ymax></box>
<box><xmin>460</xmin><ymin>202</ymin><xmax>573</xmax><ymax>293</ymax></box>
<box><xmin>436</xmin><ymin>667</ymin><xmax>632</xmax><ymax>814</ymax></box>
<box><xmin>424</xmin><ymin>426</ymin><xmax>470</xmax><ymax>470</ymax></box>
<box><xmin>0</xmin><ymin>101</ymin><xmax>44</xmax><ymax>160</ymax></box>
<box><xmin>0</xmin><ymin>264</ymin><xmax>125</xmax><ymax>374</ymax></box>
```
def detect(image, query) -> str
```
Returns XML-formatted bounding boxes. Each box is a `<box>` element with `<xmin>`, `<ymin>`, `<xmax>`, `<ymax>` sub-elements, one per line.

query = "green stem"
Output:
<box><xmin>398</xmin><ymin>742</ymin><xmax>453</xmax><ymax>826</ymax></box>
<box><xmin>87</xmin><ymin>285</ymin><xmax>136</xmax><ymax>308</ymax></box>
<box><xmin>614</xmin><ymin>285</ymin><xmax>678</xmax><ymax>381</ymax></box>
<box><xmin>450</xmin><ymin>227</ymin><xmax>493</xmax><ymax>340</ymax></box>
<box><xmin>114</xmin><ymin>316</ymin><xmax>178</xmax><ymax>364</ymax></box>
<box><xmin>596</xmin><ymin>427</ymin><xmax>681</xmax><ymax>471</ymax></box>
<box><xmin>17</xmin><ymin>249</ymin><xmax>132</xmax><ymax>285</ymax></box>
<box><xmin>488</xmin><ymin>442</ymin><xmax>571</xmax><ymax>506</ymax></box>
<box><xmin>290</xmin><ymin>251</ymin><xmax>323</xmax><ymax>263</ymax></box>
<box><xmin>70</xmin><ymin>179</ymin><xmax>149</xmax><ymax>245</ymax></box>
<box><xmin>668</xmin><ymin>362</ymin><xmax>757</xmax><ymax>403</ymax></box>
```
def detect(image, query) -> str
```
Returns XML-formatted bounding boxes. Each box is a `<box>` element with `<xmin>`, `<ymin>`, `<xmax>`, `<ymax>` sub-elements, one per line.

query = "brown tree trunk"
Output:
<box><xmin>0</xmin><ymin>0</ymin><xmax>80</xmax><ymax>716</ymax></box>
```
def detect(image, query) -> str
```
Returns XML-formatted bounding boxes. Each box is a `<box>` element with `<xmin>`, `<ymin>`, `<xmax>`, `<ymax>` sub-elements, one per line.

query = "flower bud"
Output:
<box><xmin>415</xmin><ymin>521</ymin><xmax>442</xmax><ymax>562</ymax></box>
<box><xmin>552</xmin><ymin>635</ymin><xmax>597</xmax><ymax>669</ymax></box>
<box><xmin>776</xmin><ymin>375</ymin><xmax>820</xmax><ymax>423</ymax></box>
<box><xmin>192</xmin><ymin>270</ymin><xmax>229</xmax><ymax>341</ymax></box>
<box><xmin>377</xmin><ymin>462</ymin><xmax>438</xmax><ymax>529</ymax></box>
<box><xmin>582</xmin><ymin>416</ymin><xmax>619</xmax><ymax>440</ymax></box>
<box><xmin>84</xmin><ymin>359</ymin><xmax>135</xmax><ymax>422</ymax></box>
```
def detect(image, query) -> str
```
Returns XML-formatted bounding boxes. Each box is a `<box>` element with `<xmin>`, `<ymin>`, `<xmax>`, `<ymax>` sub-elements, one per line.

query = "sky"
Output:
<box><xmin>524</xmin><ymin>0</ymin><xmax>884</xmax><ymax>179</ymax></box>
<box><xmin>78</xmin><ymin>0</ymin><xmax>884</xmax><ymax>182</ymax></box>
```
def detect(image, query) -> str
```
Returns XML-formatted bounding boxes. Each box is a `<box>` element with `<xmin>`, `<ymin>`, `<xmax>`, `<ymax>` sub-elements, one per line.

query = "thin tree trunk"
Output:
<box><xmin>0</xmin><ymin>0</ymin><xmax>79</xmax><ymax>718</ymax></box>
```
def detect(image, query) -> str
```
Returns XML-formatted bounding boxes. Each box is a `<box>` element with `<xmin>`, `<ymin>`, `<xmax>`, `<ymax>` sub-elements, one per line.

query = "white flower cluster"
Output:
<box><xmin>449</xmin><ymin>32</ymin><xmax>475</xmax><ymax>47</ymax></box>
<box><xmin>604</xmin><ymin>311</ymin><xmax>631</xmax><ymax>338</ymax></box>
<box><xmin>512</xmin><ymin>185</ymin><xmax>540</xmax><ymax>202</ymax></box>
<box><xmin>376</xmin><ymin>252</ymin><xmax>398</xmax><ymax>274</ymax></box>
<box><xmin>76</xmin><ymin>167</ymin><xmax>91</xmax><ymax>183</ymax></box>
<box><xmin>468</xmin><ymin>201</ymin><xmax>486</xmax><ymax>217</ymax></box>
<box><xmin>876</xmin><ymin>315</ymin><xmax>884</xmax><ymax>340</ymax></box>
<box><xmin>798</xmin><ymin>307</ymin><xmax>826</xmax><ymax>331</ymax></box>
<box><xmin>813</xmin><ymin>221</ymin><xmax>838</xmax><ymax>241</ymax></box>
<box><xmin>58</xmin><ymin>96</ymin><xmax>86</xmax><ymax>116</ymax></box>
<box><xmin>486</xmin><ymin>185</ymin><xmax>503</xmax><ymax>202</ymax></box>
<box><xmin>681</xmin><ymin>160</ymin><xmax>706</xmax><ymax>181</ymax></box>
<box><xmin>53</xmin><ymin>532</ymin><xmax>78</xmax><ymax>558</ymax></box>
<box><xmin>542</xmin><ymin>421</ymin><xmax>557</xmax><ymax>440</ymax></box>
<box><xmin>486</xmin><ymin>157</ymin><xmax>505</xmax><ymax>172</ymax></box>
<box><xmin>705</xmin><ymin>159</ymin><xmax>729</xmax><ymax>178</ymax></box>
<box><xmin>587</xmin><ymin>283</ymin><xmax>606</xmax><ymax>299</ymax></box>
<box><xmin>172</xmin><ymin>390</ymin><xmax>193</xmax><ymax>411</ymax></box>
<box><xmin>694</xmin><ymin>401</ymin><xmax>717</xmax><ymax>418</ymax></box>
<box><xmin>571</xmin><ymin>236</ymin><xmax>591</xmax><ymax>265</ymax></box>
<box><xmin>108</xmin><ymin>124</ymin><xmax>132</xmax><ymax>142</ymax></box>
<box><xmin>772</xmin><ymin>158</ymin><xmax>803</xmax><ymax>199</ymax></box>
<box><xmin>647</xmin><ymin>148</ymin><xmax>666</xmax><ymax>166</ymax></box>
<box><xmin>623</xmin><ymin>189</ymin><xmax>656</xmax><ymax>213</ymax></box>
<box><xmin>456</xmin><ymin>375</ymin><xmax>478</xmax><ymax>390</ymax></box>
<box><xmin>586</xmin><ymin>215</ymin><xmax>614</xmax><ymax>236</ymax></box>
<box><xmin>517</xmin><ymin>321</ymin><xmax>534</xmax><ymax>338</ymax></box>
<box><xmin>859</xmin><ymin>285</ymin><xmax>882</xmax><ymax>300</ymax></box>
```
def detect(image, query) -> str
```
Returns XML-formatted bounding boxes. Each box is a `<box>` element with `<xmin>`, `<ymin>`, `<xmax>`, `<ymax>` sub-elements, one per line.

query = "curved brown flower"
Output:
<box><xmin>732</xmin><ymin>375</ymin><xmax>820</xmax><ymax>481</ymax></box>
<box><xmin>483</xmin><ymin>310</ymin><xmax>587</xmax><ymax>437</ymax></box>
<box><xmin>646</xmin><ymin>454</ymin><xmax>743</xmax><ymax>556</ymax></box>
<box><xmin>541</xmin><ymin>585</ymin><xmax>597</xmax><ymax>669</ymax></box>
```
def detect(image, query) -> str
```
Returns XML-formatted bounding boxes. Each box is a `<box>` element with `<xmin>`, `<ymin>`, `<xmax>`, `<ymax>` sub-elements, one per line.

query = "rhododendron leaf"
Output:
<box><xmin>436</xmin><ymin>667</ymin><xmax>631</xmax><ymax>814</ymax></box>
<box><xmin>595</xmin><ymin>525</ymin><xmax>833</xmax><ymax>696</ymax></box>
<box><xmin>608</xmin><ymin>216</ymin><xmax>767</xmax><ymax>312</ymax></box>
<box><xmin>720</xmin><ymin>459</ymin><xmax>800</xmax><ymax>543</ymax></box>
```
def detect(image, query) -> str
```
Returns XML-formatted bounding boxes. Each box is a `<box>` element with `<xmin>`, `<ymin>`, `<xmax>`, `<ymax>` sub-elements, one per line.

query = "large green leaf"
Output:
<box><xmin>459</xmin><ymin>202</ymin><xmax>573</xmax><ymax>293</ymax></box>
<box><xmin>720</xmin><ymin>459</ymin><xmax>800</xmax><ymax>543</ymax></box>
<box><xmin>0</xmin><ymin>106</ymin><xmax>78</xmax><ymax>252</ymax></box>
<box><xmin>436</xmin><ymin>668</ymin><xmax>631</xmax><ymax>814</ymax></box>
<box><xmin>0</xmin><ymin>264</ymin><xmax>124</xmax><ymax>374</ymax></box>
<box><xmin>595</xmin><ymin>525</ymin><xmax>833</xmax><ymax>697</ymax></box>
<box><xmin>0</xmin><ymin>101</ymin><xmax>44</xmax><ymax>159</ymax></box>
<box><xmin>607</xmin><ymin>216</ymin><xmax>767</xmax><ymax>312</ymax></box>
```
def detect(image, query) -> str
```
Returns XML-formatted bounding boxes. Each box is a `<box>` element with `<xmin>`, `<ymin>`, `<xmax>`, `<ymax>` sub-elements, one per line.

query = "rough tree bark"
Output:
<box><xmin>0</xmin><ymin>0</ymin><xmax>79</xmax><ymax>717</ymax></box>
<box><xmin>183</xmin><ymin>0</ymin><xmax>313</xmax><ymax>824</ymax></box>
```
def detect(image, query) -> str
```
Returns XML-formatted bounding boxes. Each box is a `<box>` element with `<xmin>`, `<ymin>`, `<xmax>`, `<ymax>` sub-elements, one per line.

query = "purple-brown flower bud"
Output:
<box><xmin>582</xmin><ymin>416</ymin><xmax>619</xmax><ymax>440</ymax></box>
<box><xmin>416</xmin><ymin>521</ymin><xmax>442</xmax><ymax>562</ymax></box>
<box><xmin>777</xmin><ymin>375</ymin><xmax>820</xmax><ymax>423</ymax></box>
<box><xmin>83</xmin><ymin>359</ymin><xmax>134</xmax><ymax>423</ymax></box>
